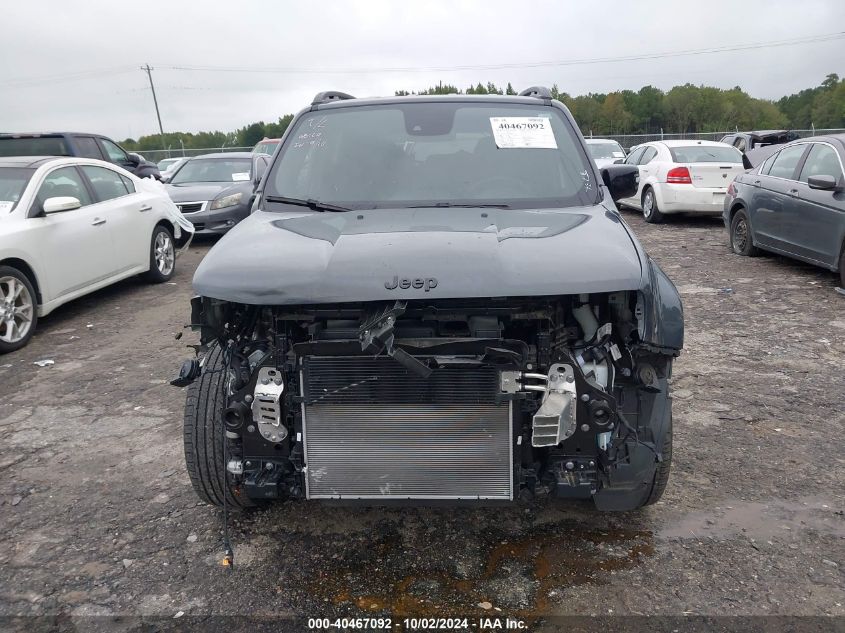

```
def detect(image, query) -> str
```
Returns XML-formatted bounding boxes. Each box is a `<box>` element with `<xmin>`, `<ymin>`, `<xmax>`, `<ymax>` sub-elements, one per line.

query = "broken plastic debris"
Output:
<box><xmin>174</xmin><ymin>611</ymin><xmax>184</xmax><ymax>619</ymax></box>
<box><xmin>33</xmin><ymin>360</ymin><xmax>54</xmax><ymax>367</ymax></box>
<box><xmin>86</xmin><ymin>323</ymin><xmax>94</xmax><ymax>328</ymax></box>
<box><xmin>477</xmin><ymin>601</ymin><xmax>492</xmax><ymax>610</ymax></box>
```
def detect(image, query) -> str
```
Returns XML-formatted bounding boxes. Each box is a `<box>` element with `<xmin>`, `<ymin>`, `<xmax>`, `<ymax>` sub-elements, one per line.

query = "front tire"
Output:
<box><xmin>730</xmin><ymin>208</ymin><xmax>759</xmax><ymax>256</ymax></box>
<box><xmin>642</xmin><ymin>187</ymin><xmax>665</xmax><ymax>224</ymax></box>
<box><xmin>145</xmin><ymin>225</ymin><xmax>176</xmax><ymax>283</ymax></box>
<box><xmin>643</xmin><ymin>414</ymin><xmax>673</xmax><ymax>506</ymax></box>
<box><xmin>183</xmin><ymin>344</ymin><xmax>255</xmax><ymax>510</ymax></box>
<box><xmin>838</xmin><ymin>249</ymin><xmax>845</xmax><ymax>288</ymax></box>
<box><xmin>0</xmin><ymin>266</ymin><xmax>38</xmax><ymax>354</ymax></box>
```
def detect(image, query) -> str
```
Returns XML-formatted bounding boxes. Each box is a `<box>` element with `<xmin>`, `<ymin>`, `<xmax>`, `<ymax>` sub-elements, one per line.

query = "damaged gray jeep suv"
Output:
<box><xmin>180</xmin><ymin>87</ymin><xmax>683</xmax><ymax>511</ymax></box>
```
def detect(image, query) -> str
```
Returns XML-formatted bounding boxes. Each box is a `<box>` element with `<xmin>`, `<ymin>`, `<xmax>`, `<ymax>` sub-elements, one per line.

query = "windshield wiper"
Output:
<box><xmin>406</xmin><ymin>202</ymin><xmax>511</xmax><ymax>209</ymax></box>
<box><xmin>265</xmin><ymin>196</ymin><xmax>351</xmax><ymax>212</ymax></box>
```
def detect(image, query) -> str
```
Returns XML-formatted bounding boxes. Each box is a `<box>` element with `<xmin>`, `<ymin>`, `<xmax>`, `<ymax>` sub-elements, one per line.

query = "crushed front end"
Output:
<box><xmin>187</xmin><ymin>289</ymin><xmax>679</xmax><ymax>510</ymax></box>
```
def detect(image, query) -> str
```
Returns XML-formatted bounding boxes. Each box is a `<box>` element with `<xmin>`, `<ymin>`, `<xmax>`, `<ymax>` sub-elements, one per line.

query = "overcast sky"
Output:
<box><xmin>1</xmin><ymin>0</ymin><xmax>843</xmax><ymax>141</ymax></box>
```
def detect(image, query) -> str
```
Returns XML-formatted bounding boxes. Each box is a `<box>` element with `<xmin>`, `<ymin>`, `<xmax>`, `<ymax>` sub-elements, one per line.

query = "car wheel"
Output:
<box><xmin>730</xmin><ymin>208</ymin><xmax>759</xmax><ymax>257</ymax></box>
<box><xmin>183</xmin><ymin>343</ymin><xmax>257</xmax><ymax>510</ymax></box>
<box><xmin>643</xmin><ymin>414</ymin><xmax>673</xmax><ymax>506</ymax></box>
<box><xmin>0</xmin><ymin>266</ymin><xmax>38</xmax><ymax>354</ymax></box>
<box><xmin>642</xmin><ymin>187</ymin><xmax>665</xmax><ymax>224</ymax></box>
<box><xmin>839</xmin><ymin>248</ymin><xmax>845</xmax><ymax>288</ymax></box>
<box><xmin>145</xmin><ymin>225</ymin><xmax>176</xmax><ymax>283</ymax></box>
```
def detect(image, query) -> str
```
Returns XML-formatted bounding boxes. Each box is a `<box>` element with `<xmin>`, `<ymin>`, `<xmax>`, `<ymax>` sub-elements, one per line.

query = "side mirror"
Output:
<box><xmin>43</xmin><ymin>196</ymin><xmax>81</xmax><ymax>214</ymax></box>
<box><xmin>127</xmin><ymin>153</ymin><xmax>142</xmax><ymax>165</ymax></box>
<box><xmin>600</xmin><ymin>165</ymin><xmax>639</xmax><ymax>201</ymax></box>
<box><xmin>807</xmin><ymin>175</ymin><xmax>842</xmax><ymax>191</ymax></box>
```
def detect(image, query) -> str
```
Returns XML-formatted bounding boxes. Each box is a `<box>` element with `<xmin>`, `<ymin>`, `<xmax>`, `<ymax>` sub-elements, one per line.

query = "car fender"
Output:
<box><xmin>645</xmin><ymin>177</ymin><xmax>666</xmax><ymax>207</ymax></box>
<box><xmin>637</xmin><ymin>257</ymin><xmax>684</xmax><ymax>353</ymax></box>
<box><xmin>0</xmin><ymin>242</ymin><xmax>47</xmax><ymax>310</ymax></box>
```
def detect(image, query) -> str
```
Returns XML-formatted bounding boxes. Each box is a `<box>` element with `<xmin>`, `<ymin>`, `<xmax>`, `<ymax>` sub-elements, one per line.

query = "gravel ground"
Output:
<box><xmin>0</xmin><ymin>211</ymin><xmax>843</xmax><ymax>631</ymax></box>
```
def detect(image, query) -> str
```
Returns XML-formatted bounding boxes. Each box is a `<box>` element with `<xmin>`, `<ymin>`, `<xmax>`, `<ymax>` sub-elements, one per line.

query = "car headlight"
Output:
<box><xmin>210</xmin><ymin>192</ymin><xmax>243</xmax><ymax>210</ymax></box>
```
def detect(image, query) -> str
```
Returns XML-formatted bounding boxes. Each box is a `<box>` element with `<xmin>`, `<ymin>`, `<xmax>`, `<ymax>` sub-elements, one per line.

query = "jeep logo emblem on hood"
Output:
<box><xmin>384</xmin><ymin>275</ymin><xmax>438</xmax><ymax>292</ymax></box>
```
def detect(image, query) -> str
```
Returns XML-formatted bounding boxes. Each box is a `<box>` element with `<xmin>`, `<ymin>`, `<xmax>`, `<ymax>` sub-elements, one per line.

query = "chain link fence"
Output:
<box><xmin>588</xmin><ymin>129</ymin><xmax>845</xmax><ymax>150</ymax></box>
<box><xmin>133</xmin><ymin>128</ymin><xmax>845</xmax><ymax>163</ymax></box>
<box><xmin>134</xmin><ymin>146</ymin><xmax>253</xmax><ymax>163</ymax></box>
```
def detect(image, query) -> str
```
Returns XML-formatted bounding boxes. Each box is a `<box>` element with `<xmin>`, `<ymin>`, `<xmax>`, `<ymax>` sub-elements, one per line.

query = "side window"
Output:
<box><xmin>80</xmin><ymin>165</ymin><xmax>130</xmax><ymax>202</ymax></box>
<box><xmin>99</xmin><ymin>139</ymin><xmax>128</xmax><ymax>164</ymax></box>
<box><xmin>625</xmin><ymin>147</ymin><xmax>645</xmax><ymax>165</ymax></box>
<box><xmin>34</xmin><ymin>166</ymin><xmax>93</xmax><ymax>211</ymax></box>
<box><xmin>768</xmin><ymin>145</ymin><xmax>808</xmax><ymax>180</ymax></box>
<box><xmin>735</xmin><ymin>138</ymin><xmax>747</xmax><ymax>153</ymax></box>
<box><xmin>798</xmin><ymin>143</ymin><xmax>844</xmax><ymax>183</ymax></box>
<box><xmin>75</xmin><ymin>137</ymin><xmax>104</xmax><ymax>159</ymax></box>
<box><xmin>639</xmin><ymin>146</ymin><xmax>658</xmax><ymax>165</ymax></box>
<box><xmin>759</xmin><ymin>152</ymin><xmax>778</xmax><ymax>176</ymax></box>
<box><xmin>119</xmin><ymin>174</ymin><xmax>135</xmax><ymax>193</ymax></box>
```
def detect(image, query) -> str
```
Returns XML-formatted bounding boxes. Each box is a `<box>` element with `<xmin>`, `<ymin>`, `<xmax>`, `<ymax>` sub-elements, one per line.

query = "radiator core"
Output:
<box><xmin>301</xmin><ymin>356</ymin><xmax>513</xmax><ymax>500</ymax></box>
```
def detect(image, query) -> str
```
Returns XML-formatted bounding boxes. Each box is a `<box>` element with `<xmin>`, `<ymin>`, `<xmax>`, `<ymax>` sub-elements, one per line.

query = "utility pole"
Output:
<box><xmin>141</xmin><ymin>64</ymin><xmax>166</xmax><ymax>149</ymax></box>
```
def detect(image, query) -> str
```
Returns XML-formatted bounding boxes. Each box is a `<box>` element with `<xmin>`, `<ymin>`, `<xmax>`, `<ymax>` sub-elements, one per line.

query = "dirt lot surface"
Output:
<box><xmin>1</xmin><ymin>211</ymin><xmax>843</xmax><ymax>631</ymax></box>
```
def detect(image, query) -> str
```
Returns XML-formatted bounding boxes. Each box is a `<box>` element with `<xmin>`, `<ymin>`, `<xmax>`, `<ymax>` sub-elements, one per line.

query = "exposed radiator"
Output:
<box><xmin>301</xmin><ymin>356</ymin><xmax>513</xmax><ymax>500</ymax></box>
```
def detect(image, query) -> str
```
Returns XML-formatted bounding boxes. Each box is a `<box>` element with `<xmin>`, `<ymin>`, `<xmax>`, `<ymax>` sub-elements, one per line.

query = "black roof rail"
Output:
<box><xmin>312</xmin><ymin>91</ymin><xmax>356</xmax><ymax>105</ymax></box>
<box><xmin>518</xmin><ymin>86</ymin><xmax>553</xmax><ymax>99</ymax></box>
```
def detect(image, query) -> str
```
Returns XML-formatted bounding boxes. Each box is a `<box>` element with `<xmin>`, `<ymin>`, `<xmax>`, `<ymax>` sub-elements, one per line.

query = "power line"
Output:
<box><xmin>159</xmin><ymin>31</ymin><xmax>845</xmax><ymax>75</ymax></box>
<box><xmin>0</xmin><ymin>66</ymin><xmax>136</xmax><ymax>88</ymax></box>
<box><xmin>1</xmin><ymin>30</ymin><xmax>842</xmax><ymax>89</ymax></box>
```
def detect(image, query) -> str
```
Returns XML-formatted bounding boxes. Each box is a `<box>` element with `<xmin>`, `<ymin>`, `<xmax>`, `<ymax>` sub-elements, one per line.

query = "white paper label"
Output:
<box><xmin>609</xmin><ymin>343</ymin><xmax>622</xmax><ymax>361</ymax></box>
<box><xmin>597</xmin><ymin>323</ymin><xmax>612</xmax><ymax>339</ymax></box>
<box><xmin>490</xmin><ymin>117</ymin><xmax>557</xmax><ymax>149</ymax></box>
<box><xmin>0</xmin><ymin>201</ymin><xmax>13</xmax><ymax>212</ymax></box>
<box><xmin>232</xmin><ymin>172</ymin><xmax>250</xmax><ymax>182</ymax></box>
<box><xmin>612</xmin><ymin>151</ymin><xmax>625</xmax><ymax>158</ymax></box>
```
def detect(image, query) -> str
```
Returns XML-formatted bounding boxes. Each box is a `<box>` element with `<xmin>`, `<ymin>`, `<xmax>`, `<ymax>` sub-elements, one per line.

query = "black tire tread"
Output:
<box><xmin>730</xmin><ymin>208</ymin><xmax>760</xmax><ymax>257</ymax></box>
<box><xmin>183</xmin><ymin>344</ymin><xmax>254</xmax><ymax>509</ymax></box>
<box><xmin>644</xmin><ymin>414</ymin><xmax>672</xmax><ymax>506</ymax></box>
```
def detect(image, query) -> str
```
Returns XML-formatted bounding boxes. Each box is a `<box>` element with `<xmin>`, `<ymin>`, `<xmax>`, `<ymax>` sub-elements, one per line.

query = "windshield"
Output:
<box><xmin>265</xmin><ymin>102</ymin><xmax>597</xmax><ymax>210</ymax></box>
<box><xmin>169</xmin><ymin>158</ymin><xmax>252</xmax><ymax>184</ymax></box>
<box><xmin>0</xmin><ymin>137</ymin><xmax>70</xmax><ymax>157</ymax></box>
<box><xmin>0</xmin><ymin>167</ymin><xmax>34</xmax><ymax>212</ymax></box>
<box><xmin>587</xmin><ymin>141</ymin><xmax>625</xmax><ymax>160</ymax></box>
<box><xmin>669</xmin><ymin>145</ymin><xmax>743</xmax><ymax>163</ymax></box>
<box><xmin>254</xmin><ymin>141</ymin><xmax>279</xmax><ymax>155</ymax></box>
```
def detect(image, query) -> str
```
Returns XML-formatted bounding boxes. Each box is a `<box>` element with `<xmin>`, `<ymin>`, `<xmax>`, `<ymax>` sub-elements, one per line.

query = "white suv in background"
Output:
<box><xmin>617</xmin><ymin>140</ymin><xmax>745</xmax><ymax>223</ymax></box>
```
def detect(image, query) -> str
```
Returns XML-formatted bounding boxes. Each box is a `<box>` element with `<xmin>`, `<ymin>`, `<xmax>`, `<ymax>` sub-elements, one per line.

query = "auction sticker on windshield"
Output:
<box><xmin>0</xmin><ymin>201</ymin><xmax>13</xmax><ymax>212</ymax></box>
<box><xmin>232</xmin><ymin>172</ymin><xmax>250</xmax><ymax>181</ymax></box>
<box><xmin>490</xmin><ymin>117</ymin><xmax>557</xmax><ymax>149</ymax></box>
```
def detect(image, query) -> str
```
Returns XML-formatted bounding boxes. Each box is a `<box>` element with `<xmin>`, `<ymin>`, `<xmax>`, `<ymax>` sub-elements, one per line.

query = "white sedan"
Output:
<box><xmin>0</xmin><ymin>156</ymin><xmax>194</xmax><ymax>352</ymax></box>
<box><xmin>616</xmin><ymin>140</ymin><xmax>746</xmax><ymax>223</ymax></box>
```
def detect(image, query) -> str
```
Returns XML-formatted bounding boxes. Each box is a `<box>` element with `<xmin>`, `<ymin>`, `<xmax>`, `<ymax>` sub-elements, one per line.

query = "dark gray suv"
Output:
<box><xmin>177</xmin><ymin>88</ymin><xmax>684</xmax><ymax>512</ymax></box>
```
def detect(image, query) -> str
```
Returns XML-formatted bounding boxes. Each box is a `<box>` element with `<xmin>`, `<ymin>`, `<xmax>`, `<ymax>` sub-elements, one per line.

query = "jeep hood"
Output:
<box><xmin>193</xmin><ymin>206</ymin><xmax>644</xmax><ymax>304</ymax></box>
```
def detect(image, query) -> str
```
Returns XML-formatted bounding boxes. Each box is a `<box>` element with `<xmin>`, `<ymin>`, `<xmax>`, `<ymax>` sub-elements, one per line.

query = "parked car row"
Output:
<box><xmin>0</xmin><ymin>132</ymin><xmax>162</xmax><ymax>180</ymax></box>
<box><xmin>0</xmin><ymin>156</ymin><xmax>194</xmax><ymax>351</ymax></box>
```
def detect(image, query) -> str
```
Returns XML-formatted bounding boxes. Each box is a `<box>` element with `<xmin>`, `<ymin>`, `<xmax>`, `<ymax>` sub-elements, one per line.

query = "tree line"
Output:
<box><xmin>120</xmin><ymin>74</ymin><xmax>844</xmax><ymax>152</ymax></box>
